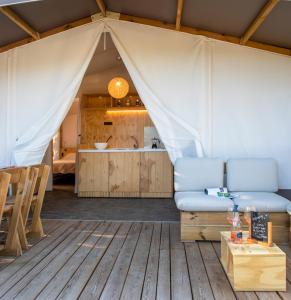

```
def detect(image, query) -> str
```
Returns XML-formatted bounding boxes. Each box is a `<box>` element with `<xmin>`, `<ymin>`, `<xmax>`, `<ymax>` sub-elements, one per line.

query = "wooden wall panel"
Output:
<box><xmin>80</xmin><ymin>95</ymin><xmax>154</xmax><ymax>148</ymax></box>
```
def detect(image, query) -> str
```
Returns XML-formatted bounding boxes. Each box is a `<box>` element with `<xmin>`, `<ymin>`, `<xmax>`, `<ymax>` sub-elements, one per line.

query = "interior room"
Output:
<box><xmin>1</xmin><ymin>0</ymin><xmax>291</xmax><ymax>299</ymax></box>
<box><xmin>49</xmin><ymin>34</ymin><xmax>173</xmax><ymax>216</ymax></box>
<box><xmin>52</xmin><ymin>100</ymin><xmax>78</xmax><ymax>190</ymax></box>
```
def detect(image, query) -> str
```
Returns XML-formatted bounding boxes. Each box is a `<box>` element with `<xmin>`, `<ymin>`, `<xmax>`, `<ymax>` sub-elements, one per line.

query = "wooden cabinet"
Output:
<box><xmin>78</xmin><ymin>151</ymin><xmax>173</xmax><ymax>198</ymax></box>
<box><xmin>140</xmin><ymin>152</ymin><xmax>173</xmax><ymax>198</ymax></box>
<box><xmin>109</xmin><ymin>153</ymin><xmax>140</xmax><ymax>197</ymax></box>
<box><xmin>78</xmin><ymin>152</ymin><xmax>109</xmax><ymax>197</ymax></box>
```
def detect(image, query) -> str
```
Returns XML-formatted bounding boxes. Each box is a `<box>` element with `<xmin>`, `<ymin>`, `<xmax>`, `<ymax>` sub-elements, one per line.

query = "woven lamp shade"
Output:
<box><xmin>108</xmin><ymin>77</ymin><xmax>129</xmax><ymax>99</ymax></box>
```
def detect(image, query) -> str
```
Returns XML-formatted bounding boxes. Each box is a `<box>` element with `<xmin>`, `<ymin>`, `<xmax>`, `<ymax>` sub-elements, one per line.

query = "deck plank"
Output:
<box><xmin>199</xmin><ymin>242</ymin><xmax>236</xmax><ymax>300</ymax></box>
<box><xmin>120</xmin><ymin>223</ymin><xmax>154</xmax><ymax>300</ymax></box>
<box><xmin>277</xmin><ymin>281</ymin><xmax>291</xmax><ymax>300</ymax></box>
<box><xmin>156</xmin><ymin>223</ymin><xmax>171</xmax><ymax>300</ymax></box>
<box><xmin>0</xmin><ymin>219</ymin><xmax>62</xmax><ymax>272</ymax></box>
<box><xmin>0</xmin><ymin>221</ymin><xmax>89</xmax><ymax>299</ymax></box>
<box><xmin>141</xmin><ymin>223</ymin><xmax>161</xmax><ymax>300</ymax></box>
<box><xmin>99</xmin><ymin>222</ymin><xmax>142</xmax><ymax>300</ymax></box>
<box><xmin>78</xmin><ymin>222</ymin><xmax>132</xmax><ymax>300</ymax></box>
<box><xmin>13</xmin><ymin>221</ymin><xmax>98</xmax><ymax>300</ymax></box>
<box><xmin>0</xmin><ymin>220</ymin><xmax>290</xmax><ymax>300</ymax></box>
<box><xmin>0</xmin><ymin>220</ymin><xmax>79</xmax><ymax>296</ymax></box>
<box><xmin>170</xmin><ymin>223</ymin><xmax>193</xmax><ymax>300</ymax></box>
<box><xmin>185</xmin><ymin>242</ymin><xmax>215</xmax><ymax>300</ymax></box>
<box><xmin>255</xmin><ymin>292</ymin><xmax>281</xmax><ymax>300</ymax></box>
<box><xmin>36</xmin><ymin>222</ymin><xmax>115</xmax><ymax>299</ymax></box>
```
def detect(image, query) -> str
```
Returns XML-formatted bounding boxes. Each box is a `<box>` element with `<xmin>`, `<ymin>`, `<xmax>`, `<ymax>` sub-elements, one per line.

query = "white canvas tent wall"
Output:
<box><xmin>0</xmin><ymin>18</ymin><xmax>290</xmax><ymax>188</ymax></box>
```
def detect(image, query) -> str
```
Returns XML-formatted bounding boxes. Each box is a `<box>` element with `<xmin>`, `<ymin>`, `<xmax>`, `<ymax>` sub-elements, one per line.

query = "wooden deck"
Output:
<box><xmin>0</xmin><ymin>220</ymin><xmax>291</xmax><ymax>300</ymax></box>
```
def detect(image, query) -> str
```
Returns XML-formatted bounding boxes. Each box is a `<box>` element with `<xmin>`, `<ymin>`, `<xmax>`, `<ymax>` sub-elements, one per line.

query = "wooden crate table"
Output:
<box><xmin>220</xmin><ymin>231</ymin><xmax>286</xmax><ymax>291</ymax></box>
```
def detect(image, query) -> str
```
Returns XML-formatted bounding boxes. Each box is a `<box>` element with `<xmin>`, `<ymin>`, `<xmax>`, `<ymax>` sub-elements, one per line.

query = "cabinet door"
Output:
<box><xmin>140</xmin><ymin>152</ymin><xmax>173</xmax><ymax>197</ymax></box>
<box><xmin>78</xmin><ymin>153</ymin><xmax>109</xmax><ymax>196</ymax></box>
<box><xmin>109</xmin><ymin>152</ymin><xmax>140</xmax><ymax>196</ymax></box>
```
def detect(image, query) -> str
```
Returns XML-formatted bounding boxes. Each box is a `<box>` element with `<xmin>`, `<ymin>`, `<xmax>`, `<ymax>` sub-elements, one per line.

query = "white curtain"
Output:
<box><xmin>211</xmin><ymin>42</ymin><xmax>291</xmax><ymax>188</ymax></box>
<box><xmin>0</xmin><ymin>22</ymin><xmax>104</xmax><ymax>166</ymax></box>
<box><xmin>0</xmin><ymin>19</ymin><xmax>291</xmax><ymax>188</ymax></box>
<box><xmin>106</xmin><ymin>20</ymin><xmax>211</xmax><ymax>159</ymax></box>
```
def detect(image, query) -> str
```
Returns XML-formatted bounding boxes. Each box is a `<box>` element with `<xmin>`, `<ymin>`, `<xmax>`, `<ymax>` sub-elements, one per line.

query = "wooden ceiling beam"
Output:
<box><xmin>175</xmin><ymin>0</ymin><xmax>184</xmax><ymax>31</ymax></box>
<box><xmin>240</xmin><ymin>0</ymin><xmax>279</xmax><ymax>45</ymax></box>
<box><xmin>0</xmin><ymin>13</ymin><xmax>290</xmax><ymax>57</ymax></box>
<box><xmin>120</xmin><ymin>14</ymin><xmax>291</xmax><ymax>55</ymax></box>
<box><xmin>0</xmin><ymin>6</ymin><xmax>40</xmax><ymax>40</ymax></box>
<box><xmin>95</xmin><ymin>0</ymin><xmax>106</xmax><ymax>17</ymax></box>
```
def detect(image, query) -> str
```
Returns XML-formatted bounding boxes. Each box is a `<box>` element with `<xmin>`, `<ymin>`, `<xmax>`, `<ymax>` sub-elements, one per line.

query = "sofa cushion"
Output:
<box><xmin>227</xmin><ymin>158</ymin><xmax>278</xmax><ymax>192</ymax></box>
<box><xmin>174</xmin><ymin>158</ymin><xmax>224</xmax><ymax>192</ymax></box>
<box><xmin>233</xmin><ymin>192</ymin><xmax>289</xmax><ymax>212</ymax></box>
<box><xmin>175</xmin><ymin>192</ymin><xmax>234</xmax><ymax>211</ymax></box>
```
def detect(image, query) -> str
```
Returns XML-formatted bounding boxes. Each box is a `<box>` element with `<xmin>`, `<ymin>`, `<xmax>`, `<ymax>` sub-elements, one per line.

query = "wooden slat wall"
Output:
<box><xmin>80</xmin><ymin>95</ymin><xmax>153</xmax><ymax>148</ymax></box>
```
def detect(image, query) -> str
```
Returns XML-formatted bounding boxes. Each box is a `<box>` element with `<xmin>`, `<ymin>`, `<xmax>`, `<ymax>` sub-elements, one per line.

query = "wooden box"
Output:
<box><xmin>220</xmin><ymin>232</ymin><xmax>286</xmax><ymax>291</ymax></box>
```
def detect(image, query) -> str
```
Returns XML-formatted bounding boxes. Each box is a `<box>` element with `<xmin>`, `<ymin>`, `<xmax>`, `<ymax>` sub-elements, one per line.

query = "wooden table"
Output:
<box><xmin>220</xmin><ymin>231</ymin><xmax>286</xmax><ymax>291</ymax></box>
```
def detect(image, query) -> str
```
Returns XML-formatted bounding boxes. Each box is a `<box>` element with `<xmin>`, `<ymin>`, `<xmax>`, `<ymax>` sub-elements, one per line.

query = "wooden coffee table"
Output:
<box><xmin>220</xmin><ymin>231</ymin><xmax>286</xmax><ymax>291</ymax></box>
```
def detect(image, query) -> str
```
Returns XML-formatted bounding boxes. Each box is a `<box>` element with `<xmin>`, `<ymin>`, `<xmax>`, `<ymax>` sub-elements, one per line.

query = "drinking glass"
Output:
<box><xmin>244</xmin><ymin>206</ymin><xmax>256</xmax><ymax>243</ymax></box>
<box><xmin>227</xmin><ymin>207</ymin><xmax>234</xmax><ymax>225</ymax></box>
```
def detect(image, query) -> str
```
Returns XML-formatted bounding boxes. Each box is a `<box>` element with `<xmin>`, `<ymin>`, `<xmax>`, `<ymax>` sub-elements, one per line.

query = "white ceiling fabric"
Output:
<box><xmin>0</xmin><ymin>18</ymin><xmax>291</xmax><ymax>187</ymax></box>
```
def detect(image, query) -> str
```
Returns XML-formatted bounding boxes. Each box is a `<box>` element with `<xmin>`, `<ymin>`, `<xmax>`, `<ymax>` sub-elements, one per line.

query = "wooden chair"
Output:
<box><xmin>1</xmin><ymin>167</ymin><xmax>30</xmax><ymax>256</ymax></box>
<box><xmin>0</xmin><ymin>173</ymin><xmax>11</xmax><ymax>227</ymax></box>
<box><xmin>28</xmin><ymin>164</ymin><xmax>50</xmax><ymax>238</ymax></box>
<box><xmin>21</xmin><ymin>167</ymin><xmax>39</xmax><ymax>234</ymax></box>
<box><xmin>4</xmin><ymin>167</ymin><xmax>39</xmax><ymax>239</ymax></box>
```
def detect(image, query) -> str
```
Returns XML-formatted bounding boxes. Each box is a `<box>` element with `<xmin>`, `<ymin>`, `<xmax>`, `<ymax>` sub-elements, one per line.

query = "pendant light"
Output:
<box><xmin>108</xmin><ymin>77</ymin><xmax>129</xmax><ymax>99</ymax></box>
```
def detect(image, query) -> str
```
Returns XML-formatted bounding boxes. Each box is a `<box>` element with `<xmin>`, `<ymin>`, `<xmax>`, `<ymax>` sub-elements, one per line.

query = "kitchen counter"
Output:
<box><xmin>78</xmin><ymin>149</ymin><xmax>173</xmax><ymax>198</ymax></box>
<box><xmin>78</xmin><ymin>148</ymin><xmax>167</xmax><ymax>153</ymax></box>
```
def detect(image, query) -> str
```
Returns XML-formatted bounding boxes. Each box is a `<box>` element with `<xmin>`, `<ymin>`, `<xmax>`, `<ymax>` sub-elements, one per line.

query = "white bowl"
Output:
<box><xmin>94</xmin><ymin>142</ymin><xmax>108</xmax><ymax>150</ymax></box>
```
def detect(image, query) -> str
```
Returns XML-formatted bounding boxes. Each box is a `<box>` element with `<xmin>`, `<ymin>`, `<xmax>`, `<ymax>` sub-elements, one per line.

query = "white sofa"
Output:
<box><xmin>227</xmin><ymin>158</ymin><xmax>289</xmax><ymax>212</ymax></box>
<box><xmin>174</xmin><ymin>157</ymin><xmax>290</xmax><ymax>242</ymax></box>
<box><xmin>175</xmin><ymin>157</ymin><xmax>233</xmax><ymax>211</ymax></box>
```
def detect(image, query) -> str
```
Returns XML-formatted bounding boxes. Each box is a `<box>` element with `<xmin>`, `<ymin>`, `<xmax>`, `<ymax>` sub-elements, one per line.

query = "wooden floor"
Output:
<box><xmin>0</xmin><ymin>220</ymin><xmax>291</xmax><ymax>300</ymax></box>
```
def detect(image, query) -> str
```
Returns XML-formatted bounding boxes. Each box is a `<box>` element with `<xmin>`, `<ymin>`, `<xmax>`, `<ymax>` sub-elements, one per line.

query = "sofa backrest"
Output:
<box><xmin>227</xmin><ymin>158</ymin><xmax>278</xmax><ymax>192</ymax></box>
<box><xmin>174</xmin><ymin>157</ymin><xmax>224</xmax><ymax>192</ymax></box>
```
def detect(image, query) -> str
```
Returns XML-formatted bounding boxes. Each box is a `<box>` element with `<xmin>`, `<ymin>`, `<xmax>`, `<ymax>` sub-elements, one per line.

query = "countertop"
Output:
<box><xmin>78</xmin><ymin>148</ymin><xmax>167</xmax><ymax>153</ymax></box>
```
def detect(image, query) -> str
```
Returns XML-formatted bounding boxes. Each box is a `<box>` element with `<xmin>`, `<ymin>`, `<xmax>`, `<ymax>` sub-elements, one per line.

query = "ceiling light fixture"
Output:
<box><xmin>108</xmin><ymin>77</ymin><xmax>129</xmax><ymax>99</ymax></box>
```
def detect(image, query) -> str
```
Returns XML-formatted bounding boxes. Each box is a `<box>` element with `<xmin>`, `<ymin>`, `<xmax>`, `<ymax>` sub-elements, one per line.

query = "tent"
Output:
<box><xmin>0</xmin><ymin>3</ymin><xmax>291</xmax><ymax>188</ymax></box>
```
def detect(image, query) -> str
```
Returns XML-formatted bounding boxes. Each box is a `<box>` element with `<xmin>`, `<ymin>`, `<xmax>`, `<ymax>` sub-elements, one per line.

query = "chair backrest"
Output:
<box><xmin>31</xmin><ymin>164</ymin><xmax>50</xmax><ymax>199</ymax></box>
<box><xmin>21</xmin><ymin>167</ymin><xmax>39</xmax><ymax>226</ymax></box>
<box><xmin>1</xmin><ymin>167</ymin><xmax>30</xmax><ymax>195</ymax></box>
<box><xmin>0</xmin><ymin>172</ymin><xmax>11</xmax><ymax>225</ymax></box>
<box><xmin>174</xmin><ymin>157</ymin><xmax>224</xmax><ymax>192</ymax></box>
<box><xmin>227</xmin><ymin>158</ymin><xmax>278</xmax><ymax>192</ymax></box>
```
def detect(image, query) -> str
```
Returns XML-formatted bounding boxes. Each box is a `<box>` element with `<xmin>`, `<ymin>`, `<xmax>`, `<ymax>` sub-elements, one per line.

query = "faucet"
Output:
<box><xmin>130</xmin><ymin>136</ymin><xmax>139</xmax><ymax>149</ymax></box>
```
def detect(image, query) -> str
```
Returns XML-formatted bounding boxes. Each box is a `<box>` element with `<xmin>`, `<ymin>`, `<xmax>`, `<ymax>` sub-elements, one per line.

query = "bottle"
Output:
<box><xmin>230</xmin><ymin>205</ymin><xmax>242</xmax><ymax>243</ymax></box>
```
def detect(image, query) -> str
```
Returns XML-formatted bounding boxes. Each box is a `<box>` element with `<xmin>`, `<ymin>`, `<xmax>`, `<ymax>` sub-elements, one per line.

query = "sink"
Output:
<box><xmin>110</xmin><ymin>148</ymin><xmax>134</xmax><ymax>150</ymax></box>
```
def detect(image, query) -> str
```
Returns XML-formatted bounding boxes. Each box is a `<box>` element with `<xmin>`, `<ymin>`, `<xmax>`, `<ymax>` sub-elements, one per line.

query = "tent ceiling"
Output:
<box><xmin>79</xmin><ymin>33</ymin><xmax>137</xmax><ymax>95</ymax></box>
<box><xmin>1</xmin><ymin>0</ymin><xmax>291</xmax><ymax>54</ymax></box>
